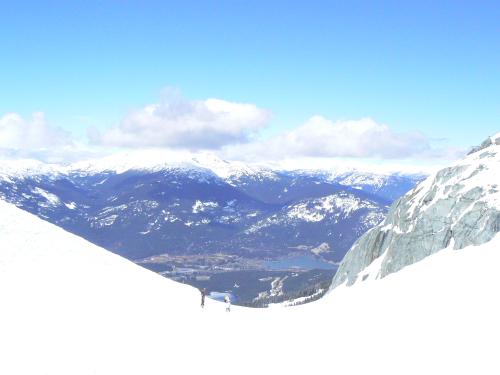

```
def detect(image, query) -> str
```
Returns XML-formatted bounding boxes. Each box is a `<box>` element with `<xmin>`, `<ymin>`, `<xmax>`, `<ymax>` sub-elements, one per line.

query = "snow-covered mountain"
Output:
<box><xmin>1</xmin><ymin>198</ymin><xmax>499</xmax><ymax>374</ymax></box>
<box><xmin>0</xmin><ymin>151</ymin><xmax>422</xmax><ymax>302</ymax></box>
<box><xmin>331</xmin><ymin>133</ymin><xmax>500</xmax><ymax>288</ymax></box>
<box><xmin>0</xmin><ymin>152</ymin><xmax>420</xmax><ymax>261</ymax></box>
<box><xmin>69</xmin><ymin>149</ymin><xmax>279</xmax><ymax>182</ymax></box>
<box><xmin>234</xmin><ymin>192</ymin><xmax>387</xmax><ymax>263</ymax></box>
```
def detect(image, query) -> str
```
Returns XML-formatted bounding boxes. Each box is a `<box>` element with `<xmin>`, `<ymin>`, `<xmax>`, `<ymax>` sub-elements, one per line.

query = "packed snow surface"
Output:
<box><xmin>0</xmin><ymin>200</ymin><xmax>498</xmax><ymax>374</ymax></box>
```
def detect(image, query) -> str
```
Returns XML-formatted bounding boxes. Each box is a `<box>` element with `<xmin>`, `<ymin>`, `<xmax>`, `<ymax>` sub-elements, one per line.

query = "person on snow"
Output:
<box><xmin>224</xmin><ymin>295</ymin><xmax>231</xmax><ymax>312</ymax></box>
<box><xmin>200</xmin><ymin>288</ymin><xmax>207</xmax><ymax>308</ymax></box>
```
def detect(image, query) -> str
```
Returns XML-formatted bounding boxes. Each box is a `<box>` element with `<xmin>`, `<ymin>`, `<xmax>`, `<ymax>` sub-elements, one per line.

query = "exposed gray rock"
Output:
<box><xmin>331</xmin><ymin>133</ymin><xmax>500</xmax><ymax>289</ymax></box>
<box><xmin>467</xmin><ymin>132</ymin><xmax>500</xmax><ymax>155</ymax></box>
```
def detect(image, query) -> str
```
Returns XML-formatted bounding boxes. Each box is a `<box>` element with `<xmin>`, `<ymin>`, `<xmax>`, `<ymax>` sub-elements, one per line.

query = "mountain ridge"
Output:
<box><xmin>331</xmin><ymin>132</ymin><xmax>500</xmax><ymax>289</ymax></box>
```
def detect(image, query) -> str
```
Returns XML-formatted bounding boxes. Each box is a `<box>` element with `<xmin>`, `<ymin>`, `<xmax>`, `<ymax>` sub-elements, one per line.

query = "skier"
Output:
<box><xmin>224</xmin><ymin>295</ymin><xmax>231</xmax><ymax>312</ymax></box>
<box><xmin>200</xmin><ymin>288</ymin><xmax>207</xmax><ymax>308</ymax></box>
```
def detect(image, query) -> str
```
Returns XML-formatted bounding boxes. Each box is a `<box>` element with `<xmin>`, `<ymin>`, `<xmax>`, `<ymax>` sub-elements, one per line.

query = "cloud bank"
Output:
<box><xmin>0</xmin><ymin>112</ymin><xmax>116</xmax><ymax>164</ymax></box>
<box><xmin>0</xmin><ymin>92</ymin><xmax>464</xmax><ymax>166</ymax></box>
<box><xmin>89</xmin><ymin>90</ymin><xmax>271</xmax><ymax>149</ymax></box>
<box><xmin>0</xmin><ymin>112</ymin><xmax>71</xmax><ymax>151</ymax></box>
<box><xmin>0</xmin><ymin>112</ymin><xmax>81</xmax><ymax>163</ymax></box>
<box><xmin>222</xmin><ymin>116</ymin><xmax>444</xmax><ymax>161</ymax></box>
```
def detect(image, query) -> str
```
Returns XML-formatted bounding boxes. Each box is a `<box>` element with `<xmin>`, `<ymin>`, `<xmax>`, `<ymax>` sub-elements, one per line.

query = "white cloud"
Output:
<box><xmin>90</xmin><ymin>89</ymin><xmax>271</xmax><ymax>149</ymax></box>
<box><xmin>0</xmin><ymin>112</ymin><xmax>71</xmax><ymax>150</ymax></box>
<box><xmin>0</xmin><ymin>112</ymin><xmax>104</xmax><ymax>163</ymax></box>
<box><xmin>0</xmin><ymin>104</ymin><xmax>463</xmax><ymax>169</ymax></box>
<box><xmin>221</xmin><ymin>116</ymin><xmax>462</xmax><ymax>161</ymax></box>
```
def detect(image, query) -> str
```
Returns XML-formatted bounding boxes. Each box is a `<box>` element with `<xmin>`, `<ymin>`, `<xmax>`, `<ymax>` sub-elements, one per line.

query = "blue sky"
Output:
<box><xmin>0</xmin><ymin>1</ymin><xmax>499</xmax><ymax>163</ymax></box>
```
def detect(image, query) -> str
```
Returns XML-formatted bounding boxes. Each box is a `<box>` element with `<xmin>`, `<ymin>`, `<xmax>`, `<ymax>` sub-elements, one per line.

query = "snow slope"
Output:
<box><xmin>1</xmin><ymin>199</ymin><xmax>499</xmax><ymax>374</ymax></box>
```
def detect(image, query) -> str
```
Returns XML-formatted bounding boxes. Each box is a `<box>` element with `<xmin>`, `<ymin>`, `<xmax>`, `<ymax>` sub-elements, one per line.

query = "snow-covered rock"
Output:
<box><xmin>331</xmin><ymin>133</ymin><xmax>500</xmax><ymax>288</ymax></box>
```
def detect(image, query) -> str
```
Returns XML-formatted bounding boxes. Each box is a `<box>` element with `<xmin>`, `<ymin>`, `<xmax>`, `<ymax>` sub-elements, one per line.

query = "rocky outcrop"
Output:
<box><xmin>331</xmin><ymin>133</ymin><xmax>500</xmax><ymax>289</ymax></box>
<box><xmin>467</xmin><ymin>134</ymin><xmax>500</xmax><ymax>155</ymax></box>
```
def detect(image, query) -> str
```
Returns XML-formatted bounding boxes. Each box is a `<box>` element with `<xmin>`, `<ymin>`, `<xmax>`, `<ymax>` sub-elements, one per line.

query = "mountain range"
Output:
<box><xmin>0</xmin><ymin>152</ymin><xmax>422</xmax><ymax>260</ymax></box>
<box><xmin>0</xmin><ymin>151</ymin><xmax>424</xmax><ymax>302</ymax></box>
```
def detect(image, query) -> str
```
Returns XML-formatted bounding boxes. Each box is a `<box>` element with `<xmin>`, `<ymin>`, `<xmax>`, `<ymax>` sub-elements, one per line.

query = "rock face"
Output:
<box><xmin>331</xmin><ymin>133</ymin><xmax>500</xmax><ymax>289</ymax></box>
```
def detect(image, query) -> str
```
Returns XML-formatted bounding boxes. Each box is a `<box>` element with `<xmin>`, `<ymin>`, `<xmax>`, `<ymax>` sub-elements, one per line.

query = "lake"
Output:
<box><xmin>264</xmin><ymin>255</ymin><xmax>337</xmax><ymax>271</ymax></box>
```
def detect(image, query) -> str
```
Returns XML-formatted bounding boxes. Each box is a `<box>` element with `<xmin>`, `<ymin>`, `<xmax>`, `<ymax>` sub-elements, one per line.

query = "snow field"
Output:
<box><xmin>0</xmin><ymin>200</ymin><xmax>499</xmax><ymax>374</ymax></box>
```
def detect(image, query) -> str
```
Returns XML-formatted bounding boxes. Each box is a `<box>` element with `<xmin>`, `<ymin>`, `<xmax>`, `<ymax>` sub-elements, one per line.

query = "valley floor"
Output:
<box><xmin>137</xmin><ymin>252</ymin><xmax>335</xmax><ymax>305</ymax></box>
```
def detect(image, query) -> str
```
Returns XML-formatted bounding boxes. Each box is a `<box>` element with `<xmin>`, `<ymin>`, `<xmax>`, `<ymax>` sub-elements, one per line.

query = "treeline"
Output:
<box><xmin>239</xmin><ymin>279</ymin><xmax>332</xmax><ymax>308</ymax></box>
